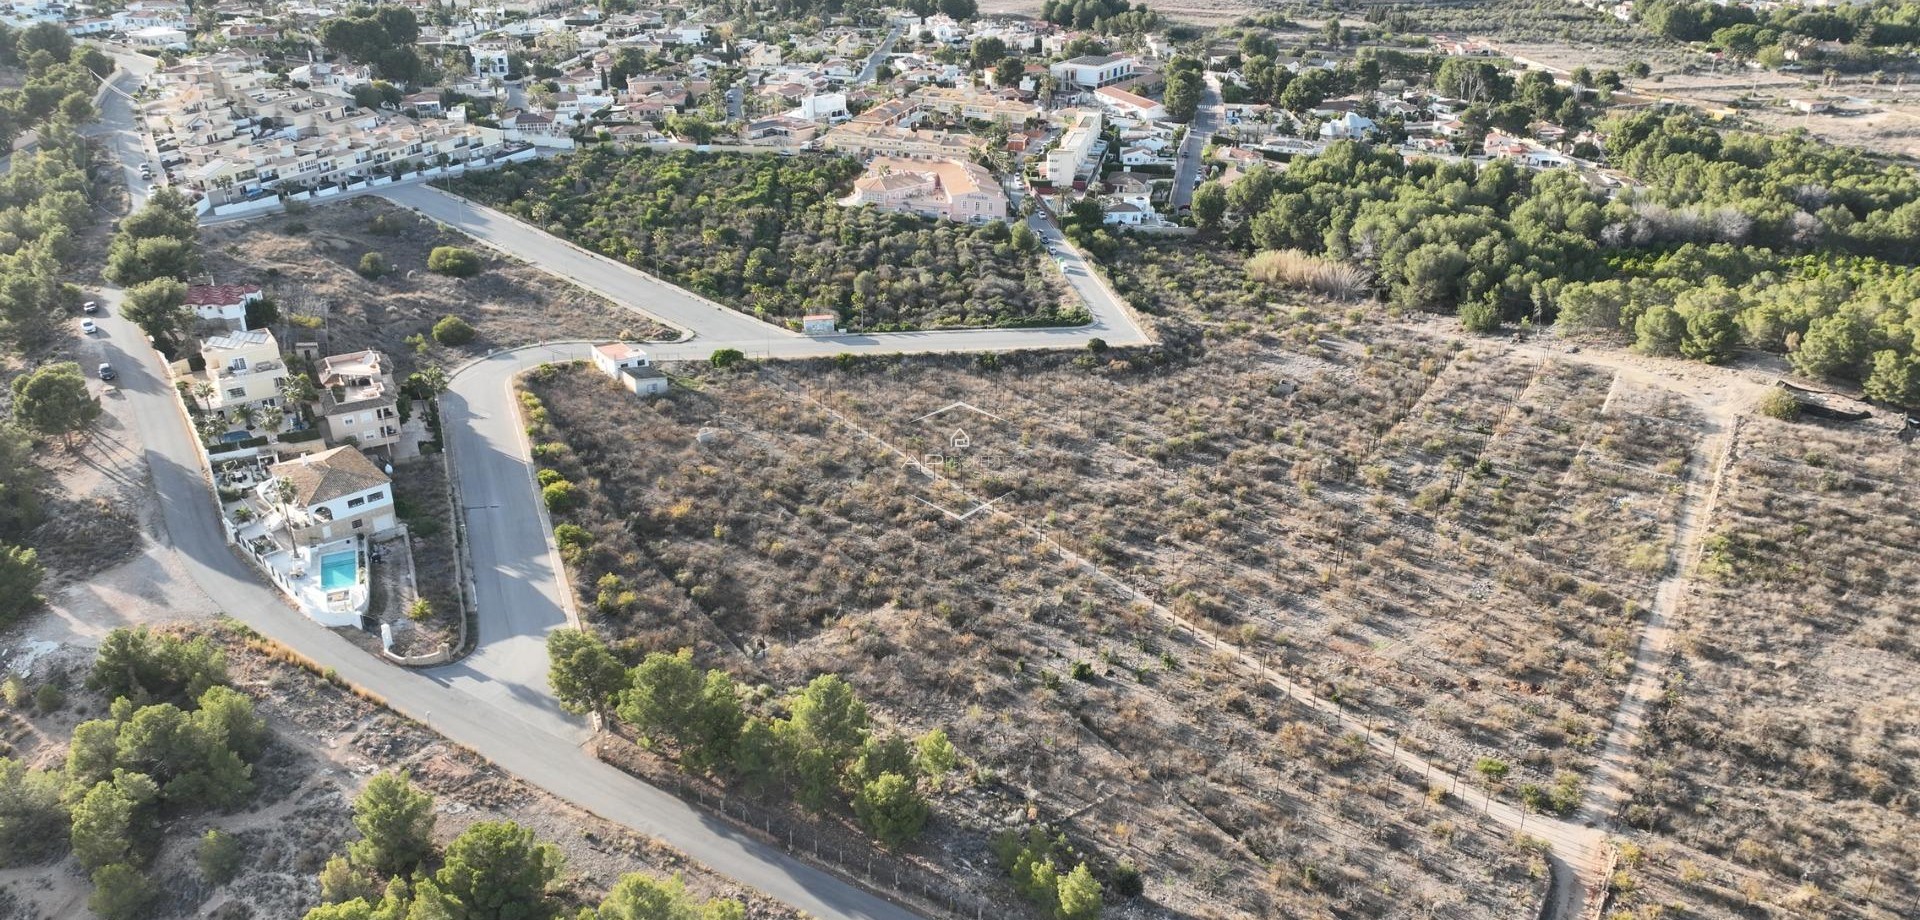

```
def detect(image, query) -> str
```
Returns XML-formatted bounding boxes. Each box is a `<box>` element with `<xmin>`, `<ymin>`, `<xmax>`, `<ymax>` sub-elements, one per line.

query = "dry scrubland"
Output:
<box><xmin>0</xmin><ymin>627</ymin><xmax>794</xmax><ymax>919</ymax></box>
<box><xmin>520</xmin><ymin>243</ymin><xmax>1729</xmax><ymax>917</ymax></box>
<box><xmin>1612</xmin><ymin>420</ymin><xmax>1919</xmax><ymax>919</ymax></box>
<box><xmin>199</xmin><ymin>198</ymin><xmax>670</xmax><ymax>377</ymax></box>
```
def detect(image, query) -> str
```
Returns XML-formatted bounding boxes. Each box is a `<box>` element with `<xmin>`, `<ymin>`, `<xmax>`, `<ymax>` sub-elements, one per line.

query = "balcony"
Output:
<box><xmin>215</xmin><ymin>359</ymin><xmax>283</xmax><ymax>379</ymax></box>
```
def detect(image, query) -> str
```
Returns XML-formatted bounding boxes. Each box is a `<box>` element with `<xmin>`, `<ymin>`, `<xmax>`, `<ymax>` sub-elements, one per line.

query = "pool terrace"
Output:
<box><xmin>221</xmin><ymin>491</ymin><xmax>369</xmax><ymax>628</ymax></box>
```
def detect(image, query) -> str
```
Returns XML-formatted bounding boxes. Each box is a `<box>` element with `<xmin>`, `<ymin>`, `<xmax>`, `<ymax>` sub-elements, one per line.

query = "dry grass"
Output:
<box><xmin>518</xmin><ymin>234</ymin><xmax>1716</xmax><ymax>917</ymax></box>
<box><xmin>1245</xmin><ymin>249</ymin><xmax>1369</xmax><ymax>301</ymax></box>
<box><xmin>1613</xmin><ymin>419</ymin><xmax>1920</xmax><ymax>920</ymax></box>
<box><xmin>198</xmin><ymin>198</ymin><xmax>673</xmax><ymax>380</ymax></box>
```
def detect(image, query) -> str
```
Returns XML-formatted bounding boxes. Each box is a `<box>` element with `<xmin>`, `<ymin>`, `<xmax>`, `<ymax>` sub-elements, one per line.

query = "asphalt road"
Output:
<box><xmin>855</xmin><ymin>23</ymin><xmax>905</xmax><ymax>85</ymax></box>
<box><xmin>82</xmin><ymin>52</ymin><xmax>930</xmax><ymax>920</ymax></box>
<box><xmin>387</xmin><ymin>182</ymin><xmax>1148</xmax><ymax>732</ymax></box>
<box><xmin>83</xmin><ymin>51</ymin><xmax>1149</xmax><ymax>916</ymax></box>
<box><xmin>1171</xmin><ymin>75</ymin><xmax>1223</xmax><ymax>211</ymax></box>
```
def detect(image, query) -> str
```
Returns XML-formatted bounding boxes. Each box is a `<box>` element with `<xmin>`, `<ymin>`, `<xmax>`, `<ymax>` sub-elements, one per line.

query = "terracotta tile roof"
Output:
<box><xmin>269</xmin><ymin>445</ymin><xmax>389</xmax><ymax>506</ymax></box>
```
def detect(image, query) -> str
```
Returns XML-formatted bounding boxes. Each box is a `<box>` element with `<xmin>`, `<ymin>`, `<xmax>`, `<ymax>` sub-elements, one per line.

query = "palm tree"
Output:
<box><xmin>235</xmin><ymin>404</ymin><xmax>259</xmax><ymax>431</ymax></box>
<box><xmin>193</xmin><ymin>382</ymin><xmax>214</xmax><ymax>411</ymax></box>
<box><xmin>268</xmin><ymin>477</ymin><xmax>299</xmax><ymax>545</ymax></box>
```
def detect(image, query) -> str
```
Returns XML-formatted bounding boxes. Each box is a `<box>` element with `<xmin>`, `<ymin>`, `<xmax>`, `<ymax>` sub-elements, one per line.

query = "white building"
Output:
<box><xmin>186</xmin><ymin>283</ymin><xmax>264</xmax><ymax>331</ymax></box>
<box><xmin>472</xmin><ymin>42</ymin><xmax>514</xmax><ymax>78</ymax></box>
<box><xmin>1095</xmin><ymin>86</ymin><xmax>1166</xmax><ymax>121</ymax></box>
<box><xmin>262</xmin><ymin>445</ymin><xmax>396</xmax><ymax>545</ymax></box>
<box><xmin>1045</xmin><ymin>110</ymin><xmax>1103</xmax><ymax>187</ymax></box>
<box><xmin>592</xmin><ymin>343</ymin><xmax>669</xmax><ymax>397</ymax></box>
<box><xmin>791</xmin><ymin>92</ymin><xmax>851</xmax><ymax>123</ymax></box>
<box><xmin>1050</xmin><ymin>55</ymin><xmax>1136</xmax><ymax>91</ymax></box>
<box><xmin>1320</xmin><ymin>111</ymin><xmax>1378</xmax><ymax>140</ymax></box>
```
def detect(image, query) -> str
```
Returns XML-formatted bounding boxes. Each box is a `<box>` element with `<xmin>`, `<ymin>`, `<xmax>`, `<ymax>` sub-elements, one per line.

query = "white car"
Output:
<box><xmin>81</xmin><ymin>319</ymin><xmax>98</xmax><ymax>335</ymax></box>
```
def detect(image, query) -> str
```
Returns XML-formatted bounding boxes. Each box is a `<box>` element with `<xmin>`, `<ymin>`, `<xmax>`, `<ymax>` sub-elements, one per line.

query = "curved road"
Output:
<box><xmin>77</xmin><ymin>59</ymin><xmax>1143</xmax><ymax>920</ymax></box>
<box><xmin>395</xmin><ymin>177</ymin><xmax>1150</xmax><ymax>736</ymax></box>
<box><xmin>81</xmin><ymin>59</ymin><xmax>1149</xmax><ymax>919</ymax></box>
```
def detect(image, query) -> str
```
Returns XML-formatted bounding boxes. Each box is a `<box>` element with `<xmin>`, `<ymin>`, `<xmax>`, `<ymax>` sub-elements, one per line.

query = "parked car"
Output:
<box><xmin>82</xmin><ymin>300</ymin><xmax>98</xmax><ymax>313</ymax></box>
<box><xmin>97</xmin><ymin>363</ymin><xmax>116</xmax><ymax>381</ymax></box>
<box><xmin>81</xmin><ymin>319</ymin><xmax>97</xmax><ymax>334</ymax></box>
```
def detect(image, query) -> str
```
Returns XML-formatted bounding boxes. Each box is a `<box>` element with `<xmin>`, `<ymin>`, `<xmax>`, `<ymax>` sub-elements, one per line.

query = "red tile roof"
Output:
<box><xmin>185</xmin><ymin>283</ymin><xmax>261</xmax><ymax>306</ymax></box>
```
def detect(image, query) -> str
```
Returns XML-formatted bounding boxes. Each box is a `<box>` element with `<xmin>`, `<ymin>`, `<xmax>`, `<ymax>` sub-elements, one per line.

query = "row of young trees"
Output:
<box><xmin>0</xmin><ymin>628</ymin><xmax>266</xmax><ymax>919</ymax></box>
<box><xmin>0</xmin><ymin>26</ymin><xmax>122</xmax><ymax>630</ymax></box>
<box><xmin>548</xmin><ymin>631</ymin><xmax>959</xmax><ymax>848</ymax></box>
<box><xmin>308</xmin><ymin>771</ymin><xmax>748</xmax><ymax>920</ymax></box>
<box><xmin>1184</xmin><ymin>112</ymin><xmax>1920</xmax><ymax>404</ymax></box>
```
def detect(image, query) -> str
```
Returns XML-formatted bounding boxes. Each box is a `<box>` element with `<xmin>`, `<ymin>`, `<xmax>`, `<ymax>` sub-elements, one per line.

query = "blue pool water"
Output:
<box><xmin>319</xmin><ymin>551</ymin><xmax>357</xmax><ymax>590</ymax></box>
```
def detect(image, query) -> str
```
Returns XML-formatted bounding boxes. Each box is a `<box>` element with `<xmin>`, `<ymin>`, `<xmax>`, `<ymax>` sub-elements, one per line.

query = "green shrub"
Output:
<box><xmin>432</xmin><ymin>314</ymin><xmax>476</xmax><ymax>347</ymax></box>
<box><xmin>709</xmin><ymin>348</ymin><xmax>746</xmax><ymax>369</ymax></box>
<box><xmin>32</xmin><ymin>683</ymin><xmax>62</xmax><ymax>712</ymax></box>
<box><xmin>1758</xmin><ymin>388</ymin><xmax>1801</xmax><ymax>421</ymax></box>
<box><xmin>198</xmin><ymin>829</ymin><xmax>242</xmax><ymax>884</ymax></box>
<box><xmin>426</xmin><ymin>246</ymin><xmax>482</xmax><ymax>278</ymax></box>
<box><xmin>357</xmin><ymin>252</ymin><xmax>391</xmax><ymax>279</ymax></box>
<box><xmin>541</xmin><ymin>480</ymin><xmax>578</xmax><ymax>512</ymax></box>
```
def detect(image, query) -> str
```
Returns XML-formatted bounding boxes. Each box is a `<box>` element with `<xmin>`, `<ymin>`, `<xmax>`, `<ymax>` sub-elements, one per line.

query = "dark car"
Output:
<box><xmin>98</xmin><ymin>363</ymin><xmax>117</xmax><ymax>381</ymax></box>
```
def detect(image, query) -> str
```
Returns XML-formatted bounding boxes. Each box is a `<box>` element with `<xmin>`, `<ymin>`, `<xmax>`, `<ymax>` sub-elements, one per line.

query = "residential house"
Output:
<box><xmin>840</xmin><ymin>156</ymin><xmax>1008</xmax><ymax>223</ymax></box>
<box><xmin>199</xmin><ymin>329</ymin><xmax>288</xmax><ymax>418</ymax></box>
<box><xmin>1102</xmin><ymin>201</ymin><xmax>1147</xmax><ymax>225</ymax></box>
<box><xmin>262</xmin><ymin>446</ymin><xmax>395</xmax><ymax>544</ymax></box>
<box><xmin>472</xmin><ymin>41</ymin><xmax>514</xmax><ymax>78</ymax></box>
<box><xmin>1094</xmin><ymin>85</ymin><xmax>1166</xmax><ymax>121</ymax></box>
<box><xmin>1044</xmin><ymin>110</ymin><xmax>1103</xmax><ymax>187</ymax></box>
<box><xmin>792</xmin><ymin>92</ymin><xmax>851</xmax><ymax>122</ymax></box>
<box><xmin>910</xmin><ymin>87</ymin><xmax>1040</xmax><ymax>125</ymax></box>
<box><xmin>591</xmin><ymin>343</ymin><xmax>669</xmax><ymax>397</ymax></box>
<box><xmin>822</xmin><ymin>121</ymin><xmax>987</xmax><ymax>161</ymax></box>
<box><xmin>314</xmin><ymin>350</ymin><xmax>402</xmax><ymax>453</ymax></box>
<box><xmin>745</xmin><ymin>115</ymin><xmax>820</xmax><ymax>145</ymax></box>
<box><xmin>1320</xmin><ymin>111</ymin><xmax>1377</xmax><ymax>140</ymax></box>
<box><xmin>186</xmin><ymin>283</ymin><xmax>263</xmax><ymax>331</ymax></box>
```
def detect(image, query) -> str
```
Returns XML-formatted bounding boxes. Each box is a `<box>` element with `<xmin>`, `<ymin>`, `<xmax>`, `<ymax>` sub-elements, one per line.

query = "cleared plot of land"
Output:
<box><xmin>521</xmin><ymin>228</ymin><xmax>1714</xmax><ymax>914</ymax></box>
<box><xmin>198</xmin><ymin>198</ymin><xmax>671</xmax><ymax>377</ymax></box>
<box><xmin>1613</xmin><ymin>419</ymin><xmax>1919</xmax><ymax>920</ymax></box>
<box><xmin>528</xmin><ymin>354</ymin><xmax>1547</xmax><ymax>918</ymax></box>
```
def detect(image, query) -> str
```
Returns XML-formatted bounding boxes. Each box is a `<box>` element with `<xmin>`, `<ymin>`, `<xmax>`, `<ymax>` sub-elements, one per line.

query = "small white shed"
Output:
<box><xmin>592</xmin><ymin>343</ymin><xmax>669</xmax><ymax>397</ymax></box>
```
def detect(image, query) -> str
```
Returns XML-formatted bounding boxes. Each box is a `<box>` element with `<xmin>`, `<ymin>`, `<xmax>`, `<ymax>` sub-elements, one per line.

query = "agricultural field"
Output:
<box><xmin>515</xmin><ymin>238</ymin><xmax>1742</xmax><ymax>916</ymax></box>
<box><xmin>1613</xmin><ymin>418</ymin><xmax>1920</xmax><ymax>920</ymax></box>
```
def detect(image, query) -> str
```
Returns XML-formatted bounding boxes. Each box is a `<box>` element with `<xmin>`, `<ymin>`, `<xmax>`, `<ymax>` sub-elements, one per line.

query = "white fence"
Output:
<box><xmin>197</xmin><ymin>147</ymin><xmax>544</xmax><ymax>221</ymax></box>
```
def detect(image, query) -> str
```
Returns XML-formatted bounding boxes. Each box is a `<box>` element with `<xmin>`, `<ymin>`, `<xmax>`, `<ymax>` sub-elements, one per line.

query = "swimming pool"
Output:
<box><xmin>319</xmin><ymin>550</ymin><xmax>357</xmax><ymax>590</ymax></box>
